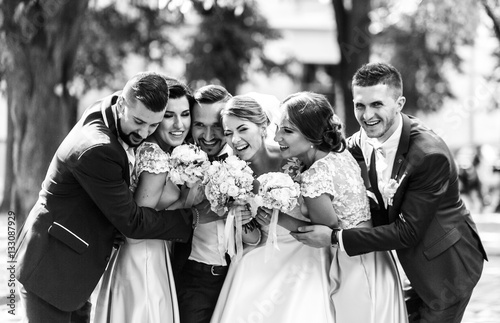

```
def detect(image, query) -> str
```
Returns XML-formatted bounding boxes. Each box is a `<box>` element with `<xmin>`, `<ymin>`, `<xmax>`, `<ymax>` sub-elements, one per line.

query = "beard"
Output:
<box><xmin>117</xmin><ymin>119</ymin><xmax>144</xmax><ymax>147</ymax></box>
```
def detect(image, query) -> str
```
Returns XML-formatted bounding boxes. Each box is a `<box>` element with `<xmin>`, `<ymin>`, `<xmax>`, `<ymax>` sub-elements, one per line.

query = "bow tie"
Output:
<box><xmin>209</xmin><ymin>153</ymin><xmax>228</xmax><ymax>162</ymax></box>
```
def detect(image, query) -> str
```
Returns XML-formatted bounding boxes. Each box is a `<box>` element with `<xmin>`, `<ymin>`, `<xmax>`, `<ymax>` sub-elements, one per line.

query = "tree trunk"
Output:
<box><xmin>0</xmin><ymin>109</ymin><xmax>14</xmax><ymax>213</ymax></box>
<box><xmin>332</xmin><ymin>0</ymin><xmax>371</xmax><ymax>136</ymax></box>
<box><xmin>2</xmin><ymin>0</ymin><xmax>88</xmax><ymax>226</ymax></box>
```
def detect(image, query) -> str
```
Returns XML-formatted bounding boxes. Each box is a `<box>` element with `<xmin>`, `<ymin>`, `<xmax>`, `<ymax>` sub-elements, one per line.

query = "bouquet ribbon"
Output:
<box><xmin>184</xmin><ymin>182</ymin><xmax>201</xmax><ymax>208</ymax></box>
<box><xmin>224</xmin><ymin>206</ymin><xmax>244</xmax><ymax>262</ymax></box>
<box><xmin>264</xmin><ymin>208</ymin><xmax>280</xmax><ymax>262</ymax></box>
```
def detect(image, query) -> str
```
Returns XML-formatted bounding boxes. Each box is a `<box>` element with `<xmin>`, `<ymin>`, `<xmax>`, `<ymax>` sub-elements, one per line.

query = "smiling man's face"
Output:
<box><xmin>352</xmin><ymin>83</ymin><xmax>405</xmax><ymax>143</ymax></box>
<box><xmin>191</xmin><ymin>101</ymin><xmax>227</xmax><ymax>157</ymax></box>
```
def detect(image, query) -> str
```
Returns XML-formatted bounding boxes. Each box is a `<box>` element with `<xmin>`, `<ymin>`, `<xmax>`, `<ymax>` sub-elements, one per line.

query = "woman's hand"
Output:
<box><xmin>233</xmin><ymin>204</ymin><xmax>253</xmax><ymax>226</ymax></box>
<box><xmin>179</xmin><ymin>183</ymin><xmax>205</xmax><ymax>208</ymax></box>
<box><xmin>255</xmin><ymin>207</ymin><xmax>272</xmax><ymax>226</ymax></box>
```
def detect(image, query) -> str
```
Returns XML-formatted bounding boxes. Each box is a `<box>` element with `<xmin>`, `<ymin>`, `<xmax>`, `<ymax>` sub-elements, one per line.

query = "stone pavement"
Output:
<box><xmin>0</xmin><ymin>212</ymin><xmax>499</xmax><ymax>323</ymax></box>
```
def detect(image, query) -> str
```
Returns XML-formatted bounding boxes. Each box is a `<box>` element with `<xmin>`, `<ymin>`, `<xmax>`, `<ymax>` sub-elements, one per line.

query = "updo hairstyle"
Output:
<box><xmin>221</xmin><ymin>95</ymin><xmax>270</xmax><ymax>129</ymax></box>
<box><xmin>281</xmin><ymin>91</ymin><xmax>345</xmax><ymax>153</ymax></box>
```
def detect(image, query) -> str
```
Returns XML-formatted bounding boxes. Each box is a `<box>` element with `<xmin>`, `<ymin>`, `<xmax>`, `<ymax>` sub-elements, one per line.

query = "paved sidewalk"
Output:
<box><xmin>1</xmin><ymin>212</ymin><xmax>499</xmax><ymax>322</ymax></box>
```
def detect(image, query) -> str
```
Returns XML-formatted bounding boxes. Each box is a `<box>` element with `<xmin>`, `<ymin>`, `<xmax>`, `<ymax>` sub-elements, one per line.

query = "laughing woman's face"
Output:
<box><xmin>222</xmin><ymin>115</ymin><xmax>265</xmax><ymax>162</ymax></box>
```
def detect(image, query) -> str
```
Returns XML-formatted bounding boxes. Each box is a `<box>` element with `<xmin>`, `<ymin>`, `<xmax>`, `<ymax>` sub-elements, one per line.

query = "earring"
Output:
<box><xmin>310</xmin><ymin>144</ymin><xmax>314</xmax><ymax>149</ymax></box>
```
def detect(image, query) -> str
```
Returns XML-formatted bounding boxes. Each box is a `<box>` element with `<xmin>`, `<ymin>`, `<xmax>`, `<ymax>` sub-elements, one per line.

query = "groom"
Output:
<box><xmin>292</xmin><ymin>62</ymin><xmax>487</xmax><ymax>323</ymax></box>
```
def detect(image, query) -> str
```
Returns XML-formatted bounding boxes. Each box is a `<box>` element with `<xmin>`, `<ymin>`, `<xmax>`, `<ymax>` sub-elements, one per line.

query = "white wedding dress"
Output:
<box><xmin>92</xmin><ymin>142</ymin><xmax>180</xmax><ymax>323</ymax></box>
<box><xmin>210</xmin><ymin>205</ymin><xmax>334</xmax><ymax>323</ymax></box>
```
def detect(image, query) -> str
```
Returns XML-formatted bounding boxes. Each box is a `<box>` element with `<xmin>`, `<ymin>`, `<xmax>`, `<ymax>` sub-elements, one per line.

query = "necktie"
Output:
<box><xmin>368</xmin><ymin>148</ymin><xmax>389</xmax><ymax>226</ymax></box>
<box><xmin>369</xmin><ymin>148</ymin><xmax>385</xmax><ymax>208</ymax></box>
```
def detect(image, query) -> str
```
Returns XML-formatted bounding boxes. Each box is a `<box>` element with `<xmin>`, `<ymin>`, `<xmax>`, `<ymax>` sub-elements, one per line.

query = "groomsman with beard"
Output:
<box><xmin>173</xmin><ymin>85</ymin><xmax>234</xmax><ymax>323</ymax></box>
<box><xmin>15</xmin><ymin>72</ymin><xmax>193</xmax><ymax>323</ymax></box>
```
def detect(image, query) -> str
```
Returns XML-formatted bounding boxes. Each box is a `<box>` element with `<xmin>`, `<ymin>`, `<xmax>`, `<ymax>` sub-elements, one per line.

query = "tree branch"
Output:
<box><xmin>480</xmin><ymin>0</ymin><xmax>500</xmax><ymax>41</ymax></box>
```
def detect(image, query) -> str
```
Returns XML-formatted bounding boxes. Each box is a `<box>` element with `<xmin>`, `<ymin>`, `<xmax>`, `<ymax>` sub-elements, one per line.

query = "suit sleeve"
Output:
<box><xmin>346</xmin><ymin>132</ymin><xmax>364</xmax><ymax>163</ymax></box>
<box><xmin>72</xmin><ymin>144</ymin><xmax>192</xmax><ymax>241</ymax></box>
<box><xmin>343</xmin><ymin>153</ymin><xmax>451</xmax><ymax>256</ymax></box>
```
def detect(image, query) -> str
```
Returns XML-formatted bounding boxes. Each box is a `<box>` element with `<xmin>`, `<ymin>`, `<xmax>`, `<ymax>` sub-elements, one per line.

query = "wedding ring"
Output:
<box><xmin>263</xmin><ymin>214</ymin><xmax>268</xmax><ymax>218</ymax></box>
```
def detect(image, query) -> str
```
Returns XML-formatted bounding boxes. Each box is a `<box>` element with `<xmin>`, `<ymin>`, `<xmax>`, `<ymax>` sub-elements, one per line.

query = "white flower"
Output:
<box><xmin>203</xmin><ymin>155</ymin><xmax>255</xmax><ymax>215</ymax></box>
<box><xmin>380</xmin><ymin>173</ymin><xmax>406</xmax><ymax>206</ymax></box>
<box><xmin>168</xmin><ymin>144</ymin><xmax>210</xmax><ymax>187</ymax></box>
<box><xmin>255</xmin><ymin>172</ymin><xmax>301</xmax><ymax>213</ymax></box>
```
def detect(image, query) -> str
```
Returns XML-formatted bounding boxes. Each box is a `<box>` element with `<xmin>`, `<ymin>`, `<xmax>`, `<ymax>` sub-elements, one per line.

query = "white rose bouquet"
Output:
<box><xmin>255</xmin><ymin>172</ymin><xmax>301</xmax><ymax>258</ymax></box>
<box><xmin>167</xmin><ymin>144</ymin><xmax>210</xmax><ymax>208</ymax></box>
<box><xmin>168</xmin><ymin>143</ymin><xmax>210</xmax><ymax>187</ymax></box>
<box><xmin>203</xmin><ymin>155</ymin><xmax>255</xmax><ymax>260</ymax></box>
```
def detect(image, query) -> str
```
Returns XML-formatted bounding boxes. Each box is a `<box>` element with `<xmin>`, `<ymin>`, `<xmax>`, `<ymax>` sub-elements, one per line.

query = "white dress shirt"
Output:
<box><xmin>189</xmin><ymin>144</ymin><xmax>233</xmax><ymax>266</ymax></box>
<box><xmin>338</xmin><ymin>114</ymin><xmax>403</xmax><ymax>250</ymax></box>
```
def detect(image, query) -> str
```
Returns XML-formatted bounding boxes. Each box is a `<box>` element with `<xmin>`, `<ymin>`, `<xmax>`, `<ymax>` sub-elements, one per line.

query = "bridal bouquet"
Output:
<box><xmin>203</xmin><ymin>155</ymin><xmax>255</xmax><ymax>260</ymax></box>
<box><xmin>168</xmin><ymin>144</ymin><xmax>210</xmax><ymax>207</ymax></box>
<box><xmin>168</xmin><ymin>144</ymin><xmax>210</xmax><ymax>187</ymax></box>
<box><xmin>255</xmin><ymin>172</ymin><xmax>301</xmax><ymax>259</ymax></box>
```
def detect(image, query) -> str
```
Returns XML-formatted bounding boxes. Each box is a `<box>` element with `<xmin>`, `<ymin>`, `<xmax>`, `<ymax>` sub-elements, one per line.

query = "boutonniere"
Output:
<box><xmin>380</xmin><ymin>173</ymin><xmax>407</xmax><ymax>206</ymax></box>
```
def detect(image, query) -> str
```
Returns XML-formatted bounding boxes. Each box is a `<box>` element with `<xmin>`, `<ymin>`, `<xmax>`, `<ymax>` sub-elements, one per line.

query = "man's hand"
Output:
<box><xmin>290</xmin><ymin>225</ymin><xmax>333</xmax><ymax>248</ymax></box>
<box><xmin>113</xmin><ymin>231</ymin><xmax>126</xmax><ymax>249</ymax></box>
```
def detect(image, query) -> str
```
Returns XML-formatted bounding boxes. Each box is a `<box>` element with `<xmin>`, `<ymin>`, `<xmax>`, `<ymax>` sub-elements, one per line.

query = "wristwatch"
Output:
<box><xmin>330</xmin><ymin>228</ymin><xmax>340</xmax><ymax>246</ymax></box>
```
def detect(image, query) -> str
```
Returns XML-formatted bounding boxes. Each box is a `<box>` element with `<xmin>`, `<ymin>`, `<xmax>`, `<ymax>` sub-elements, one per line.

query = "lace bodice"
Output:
<box><xmin>130</xmin><ymin>142</ymin><xmax>170</xmax><ymax>193</ymax></box>
<box><xmin>300</xmin><ymin>151</ymin><xmax>370</xmax><ymax>229</ymax></box>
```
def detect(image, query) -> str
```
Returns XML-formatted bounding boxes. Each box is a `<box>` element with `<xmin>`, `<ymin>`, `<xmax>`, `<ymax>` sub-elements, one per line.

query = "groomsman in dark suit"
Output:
<box><xmin>15</xmin><ymin>72</ymin><xmax>193</xmax><ymax>323</ymax></box>
<box><xmin>292</xmin><ymin>62</ymin><xmax>487</xmax><ymax>323</ymax></box>
<box><xmin>173</xmin><ymin>84</ymin><xmax>233</xmax><ymax>323</ymax></box>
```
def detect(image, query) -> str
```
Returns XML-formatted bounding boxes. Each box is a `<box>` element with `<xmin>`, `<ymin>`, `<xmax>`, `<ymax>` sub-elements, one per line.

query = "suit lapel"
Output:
<box><xmin>387</xmin><ymin>114</ymin><xmax>412</xmax><ymax>217</ymax></box>
<box><xmin>391</xmin><ymin>114</ymin><xmax>411</xmax><ymax>180</ymax></box>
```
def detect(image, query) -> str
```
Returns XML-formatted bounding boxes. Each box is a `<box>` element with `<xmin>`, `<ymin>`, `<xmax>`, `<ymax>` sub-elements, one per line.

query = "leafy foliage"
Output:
<box><xmin>185</xmin><ymin>0</ymin><xmax>282</xmax><ymax>94</ymax></box>
<box><xmin>371</xmin><ymin>0</ymin><xmax>480</xmax><ymax>114</ymax></box>
<box><xmin>74</xmin><ymin>3</ymin><xmax>183</xmax><ymax>91</ymax></box>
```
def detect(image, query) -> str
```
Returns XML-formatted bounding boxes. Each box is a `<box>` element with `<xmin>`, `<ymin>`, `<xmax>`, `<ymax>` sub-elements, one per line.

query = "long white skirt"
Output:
<box><xmin>211</xmin><ymin>230</ymin><xmax>334</xmax><ymax>323</ymax></box>
<box><xmin>329</xmin><ymin>230</ymin><xmax>408</xmax><ymax>322</ymax></box>
<box><xmin>92</xmin><ymin>238</ymin><xmax>179</xmax><ymax>323</ymax></box>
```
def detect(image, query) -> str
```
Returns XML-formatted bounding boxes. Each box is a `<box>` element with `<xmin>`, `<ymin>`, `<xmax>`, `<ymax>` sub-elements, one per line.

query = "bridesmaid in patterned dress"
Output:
<box><xmin>93</xmin><ymin>78</ymin><xmax>200</xmax><ymax>323</ymax></box>
<box><xmin>275</xmin><ymin>91</ymin><xmax>408</xmax><ymax>323</ymax></box>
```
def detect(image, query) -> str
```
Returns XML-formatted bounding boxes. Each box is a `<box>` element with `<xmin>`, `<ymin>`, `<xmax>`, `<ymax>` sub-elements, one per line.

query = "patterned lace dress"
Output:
<box><xmin>92</xmin><ymin>142</ymin><xmax>180</xmax><ymax>323</ymax></box>
<box><xmin>300</xmin><ymin>151</ymin><xmax>408</xmax><ymax>323</ymax></box>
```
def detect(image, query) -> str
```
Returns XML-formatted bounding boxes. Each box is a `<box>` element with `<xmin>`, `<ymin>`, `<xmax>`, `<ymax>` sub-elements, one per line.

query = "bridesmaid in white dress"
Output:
<box><xmin>210</xmin><ymin>94</ymin><xmax>335</xmax><ymax>323</ymax></box>
<box><xmin>273</xmin><ymin>91</ymin><xmax>408</xmax><ymax>322</ymax></box>
<box><xmin>93</xmin><ymin>78</ymin><xmax>199</xmax><ymax>323</ymax></box>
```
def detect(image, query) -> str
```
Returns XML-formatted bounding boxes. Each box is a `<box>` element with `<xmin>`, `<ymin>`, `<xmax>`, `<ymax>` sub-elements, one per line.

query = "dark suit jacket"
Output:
<box><xmin>15</xmin><ymin>93</ymin><xmax>192</xmax><ymax>312</ymax></box>
<box><xmin>345</xmin><ymin>113</ymin><xmax>487</xmax><ymax>311</ymax></box>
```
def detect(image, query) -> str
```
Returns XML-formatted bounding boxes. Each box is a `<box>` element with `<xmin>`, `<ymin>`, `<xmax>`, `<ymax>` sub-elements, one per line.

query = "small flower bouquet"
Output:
<box><xmin>254</xmin><ymin>172</ymin><xmax>301</xmax><ymax>259</ymax></box>
<box><xmin>168</xmin><ymin>144</ymin><xmax>210</xmax><ymax>187</ymax></box>
<box><xmin>168</xmin><ymin>144</ymin><xmax>210</xmax><ymax>208</ymax></box>
<box><xmin>203</xmin><ymin>155</ymin><xmax>255</xmax><ymax>260</ymax></box>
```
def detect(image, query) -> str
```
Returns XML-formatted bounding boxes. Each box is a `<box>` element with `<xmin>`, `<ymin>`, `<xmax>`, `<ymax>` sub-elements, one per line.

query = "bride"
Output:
<box><xmin>210</xmin><ymin>93</ymin><xmax>334</xmax><ymax>323</ymax></box>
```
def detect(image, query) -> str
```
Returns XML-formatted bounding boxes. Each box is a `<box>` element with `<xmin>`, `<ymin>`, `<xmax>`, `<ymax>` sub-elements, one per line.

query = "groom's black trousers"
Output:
<box><xmin>176</xmin><ymin>259</ymin><xmax>228</xmax><ymax>323</ymax></box>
